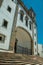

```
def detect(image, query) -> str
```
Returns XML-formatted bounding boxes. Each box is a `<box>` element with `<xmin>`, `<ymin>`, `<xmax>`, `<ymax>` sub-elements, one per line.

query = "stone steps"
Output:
<box><xmin>0</xmin><ymin>52</ymin><xmax>43</xmax><ymax>65</ymax></box>
<box><xmin>0</xmin><ymin>58</ymin><xmax>42</xmax><ymax>65</ymax></box>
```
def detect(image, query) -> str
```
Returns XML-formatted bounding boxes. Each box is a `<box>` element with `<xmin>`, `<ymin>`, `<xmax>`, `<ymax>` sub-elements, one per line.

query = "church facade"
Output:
<box><xmin>0</xmin><ymin>0</ymin><xmax>38</xmax><ymax>55</ymax></box>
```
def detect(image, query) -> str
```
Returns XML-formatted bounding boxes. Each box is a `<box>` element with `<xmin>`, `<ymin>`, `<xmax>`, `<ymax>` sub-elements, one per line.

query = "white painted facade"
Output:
<box><xmin>38</xmin><ymin>44</ymin><xmax>43</xmax><ymax>57</ymax></box>
<box><xmin>0</xmin><ymin>0</ymin><xmax>38</xmax><ymax>55</ymax></box>
<box><xmin>16</xmin><ymin>3</ymin><xmax>38</xmax><ymax>55</ymax></box>
<box><xmin>16</xmin><ymin>5</ymin><xmax>32</xmax><ymax>37</ymax></box>
<box><xmin>33</xmin><ymin>23</ymin><xmax>38</xmax><ymax>55</ymax></box>
<box><xmin>0</xmin><ymin>0</ymin><xmax>16</xmax><ymax>51</ymax></box>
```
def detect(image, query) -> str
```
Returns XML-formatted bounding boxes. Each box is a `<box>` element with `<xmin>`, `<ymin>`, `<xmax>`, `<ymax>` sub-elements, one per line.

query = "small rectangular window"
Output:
<box><xmin>30</xmin><ymin>24</ymin><xmax>31</xmax><ymax>30</ymax></box>
<box><xmin>2</xmin><ymin>19</ymin><xmax>8</xmax><ymax>28</ymax></box>
<box><xmin>0</xmin><ymin>0</ymin><xmax>3</xmax><ymax>7</ymax></box>
<box><xmin>25</xmin><ymin>16</ymin><xmax>28</xmax><ymax>27</ymax></box>
<box><xmin>20</xmin><ymin>10</ymin><xmax>24</xmax><ymax>22</ymax></box>
<box><xmin>0</xmin><ymin>37</ymin><xmax>2</xmax><ymax>41</ymax></box>
<box><xmin>20</xmin><ymin>14</ymin><xmax>23</xmax><ymax>21</ymax></box>
<box><xmin>0</xmin><ymin>34</ymin><xmax>5</xmax><ymax>43</ymax></box>
<box><xmin>26</xmin><ymin>20</ymin><xmax>28</xmax><ymax>27</ymax></box>
<box><xmin>29</xmin><ymin>21</ymin><xmax>32</xmax><ymax>30</ymax></box>
<box><xmin>7</xmin><ymin>6</ymin><xmax>11</xmax><ymax>13</ymax></box>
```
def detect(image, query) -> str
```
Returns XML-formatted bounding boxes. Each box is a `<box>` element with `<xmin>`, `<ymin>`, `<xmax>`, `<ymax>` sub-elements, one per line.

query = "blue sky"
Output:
<box><xmin>22</xmin><ymin>0</ymin><xmax>43</xmax><ymax>44</ymax></box>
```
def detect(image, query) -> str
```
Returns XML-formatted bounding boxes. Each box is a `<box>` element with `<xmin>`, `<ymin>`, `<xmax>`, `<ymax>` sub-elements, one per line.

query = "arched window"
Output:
<box><xmin>20</xmin><ymin>10</ymin><xmax>24</xmax><ymax>22</ymax></box>
<box><xmin>25</xmin><ymin>16</ymin><xmax>28</xmax><ymax>27</ymax></box>
<box><xmin>0</xmin><ymin>34</ymin><xmax>5</xmax><ymax>43</ymax></box>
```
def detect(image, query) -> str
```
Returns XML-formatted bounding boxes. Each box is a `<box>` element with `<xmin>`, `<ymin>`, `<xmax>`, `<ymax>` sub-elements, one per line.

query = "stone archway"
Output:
<box><xmin>14</xmin><ymin>27</ymin><xmax>33</xmax><ymax>55</ymax></box>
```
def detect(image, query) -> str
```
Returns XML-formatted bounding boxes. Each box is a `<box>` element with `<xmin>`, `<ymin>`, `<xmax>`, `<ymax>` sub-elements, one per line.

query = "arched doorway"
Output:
<box><xmin>14</xmin><ymin>27</ymin><xmax>33</xmax><ymax>55</ymax></box>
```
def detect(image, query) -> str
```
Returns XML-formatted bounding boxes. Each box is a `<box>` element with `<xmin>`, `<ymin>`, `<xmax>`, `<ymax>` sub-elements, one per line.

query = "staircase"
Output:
<box><xmin>0</xmin><ymin>52</ymin><xmax>43</xmax><ymax>65</ymax></box>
